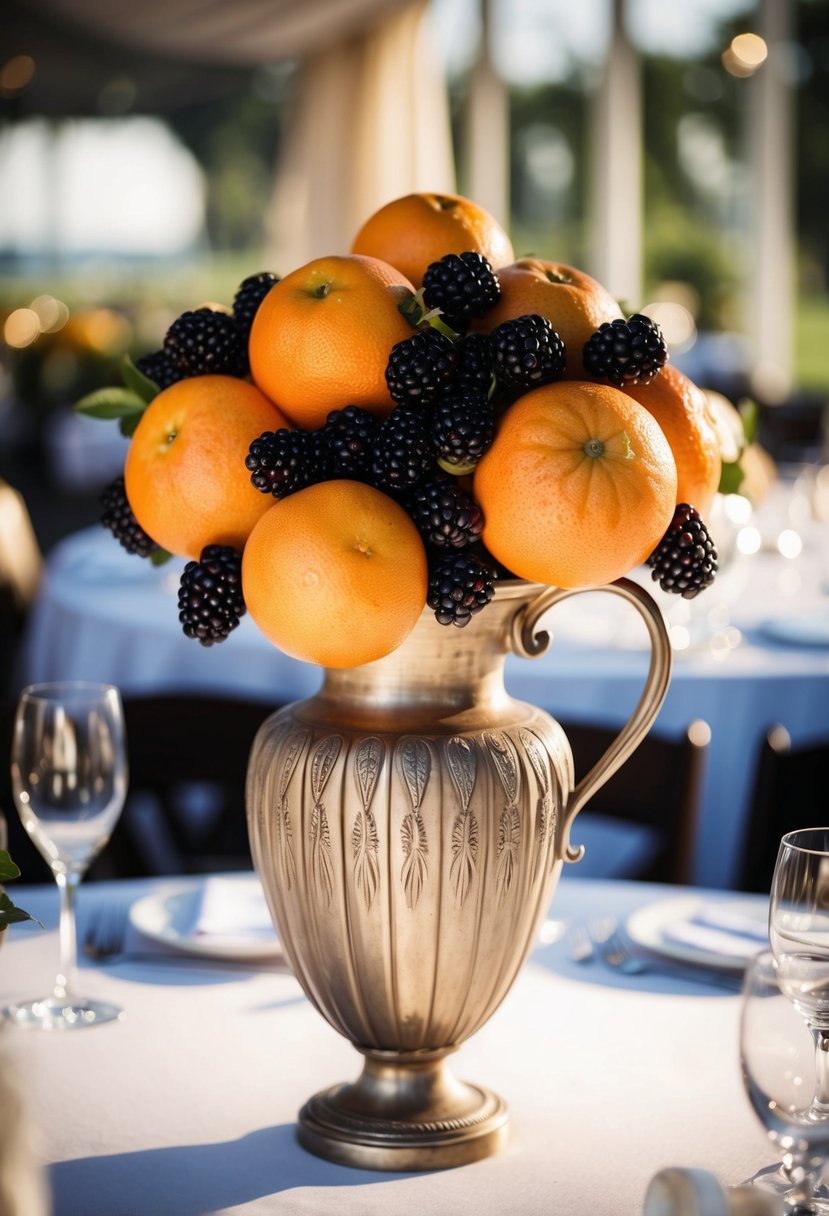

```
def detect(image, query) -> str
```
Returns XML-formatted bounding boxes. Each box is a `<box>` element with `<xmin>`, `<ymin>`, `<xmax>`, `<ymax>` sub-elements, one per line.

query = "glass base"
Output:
<box><xmin>744</xmin><ymin>1161</ymin><xmax>829</xmax><ymax>1214</ymax></box>
<box><xmin>2</xmin><ymin>995</ymin><xmax>124</xmax><ymax>1030</ymax></box>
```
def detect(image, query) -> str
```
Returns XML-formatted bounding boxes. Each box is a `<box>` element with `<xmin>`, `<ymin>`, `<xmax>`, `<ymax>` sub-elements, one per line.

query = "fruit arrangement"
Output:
<box><xmin>78</xmin><ymin>191</ymin><xmax>722</xmax><ymax>668</ymax></box>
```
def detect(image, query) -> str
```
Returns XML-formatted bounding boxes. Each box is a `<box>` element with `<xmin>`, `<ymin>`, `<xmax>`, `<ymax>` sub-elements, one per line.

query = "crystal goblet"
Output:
<box><xmin>3</xmin><ymin>681</ymin><xmax>128</xmax><ymax>1030</ymax></box>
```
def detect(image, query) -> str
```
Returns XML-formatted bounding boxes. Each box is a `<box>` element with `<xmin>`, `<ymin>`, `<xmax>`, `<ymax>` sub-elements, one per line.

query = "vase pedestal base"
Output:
<box><xmin>296</xmin><ymin>1048</ymin><xmax>509</xmax><ymax>1171</ymax></box>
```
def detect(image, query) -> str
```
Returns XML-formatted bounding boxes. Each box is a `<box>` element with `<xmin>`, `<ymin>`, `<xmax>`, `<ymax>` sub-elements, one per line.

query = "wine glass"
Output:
<box><xmin>2</xmin><ymin>681</ymin><xmax>128</xmax><ymax>1030</ymax></box>
<box><xmin>741</xmin><ymin>949</ymin><xmax>829</xmax><ymax>1214</ymax></box>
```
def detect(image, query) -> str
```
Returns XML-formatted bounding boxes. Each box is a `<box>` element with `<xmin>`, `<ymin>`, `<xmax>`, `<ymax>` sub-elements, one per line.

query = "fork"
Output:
<box><xmin>592</xmin><ymin>921</ymin><xmax>742</xmax><ymax>992</ymax></box>
<box><xmin>84</xmin><ymin>903</ymin><xmax>130</xmax><ymax>961</ymax></box>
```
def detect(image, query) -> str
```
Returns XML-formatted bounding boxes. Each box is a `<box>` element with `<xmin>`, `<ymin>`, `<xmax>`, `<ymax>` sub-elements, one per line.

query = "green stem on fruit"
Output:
<box><xmin>398</xmin><ymin>290</ymin><xmax>459</xmax><ymax>341</ymax></box>
<box><xmin>583</xmin><ymin>439</ymin><xmax>605</xmax><ymax>460</ymax></box>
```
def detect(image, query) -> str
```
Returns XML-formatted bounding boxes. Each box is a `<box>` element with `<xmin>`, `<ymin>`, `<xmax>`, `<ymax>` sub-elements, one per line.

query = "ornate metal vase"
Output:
<box><xmin>246</xmin><ymin>578</ymin><xmax>672</xmax><ymax>1171</ymax></box>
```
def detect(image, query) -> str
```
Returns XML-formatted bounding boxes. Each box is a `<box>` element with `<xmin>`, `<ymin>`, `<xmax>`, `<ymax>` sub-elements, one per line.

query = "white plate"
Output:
<box><xmin>758</xmin><ymin>613</ymin><xmax>829</xmax><ymax>648</ymax></box>
<box><xmin>129</xmin><ymin>876</ymin><xmax>283</xmax><ymax>962</ymax></box>
<box><xmin>625</xmin><ymin>895</ymin><xmax>769</xmax><ymax>973</ymax></box>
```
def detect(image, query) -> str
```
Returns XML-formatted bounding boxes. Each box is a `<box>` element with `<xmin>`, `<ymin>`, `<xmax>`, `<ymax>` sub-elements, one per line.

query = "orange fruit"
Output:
<box><xmin>474</xmin><ymin>381</ymin><xmax>677</xmax><ymax>588</ymax></box>
<box><xmin>124</xmin><ymin>375</ymin><xmax>289</xmax><ymax>559</ymax></box>
<box><xmin>472</xmin><ymin>259</ymin><xmax>623</xmax><ymax>377</ymax></box>
<box><xmin>623</xmin><ymin>364</ymin><xmax>722</xmax><ymax>517</ymax></box>
<box><xmin>242</xmin><ymin>480</ymin><xmax>428</xmax><ymax>668</ymax></box>
<box><xmin>248</xmin><ymin>254</ymin><xmax>415</xmax><ymax>430</ymax></box>
<box><xmin>350</xmin><ymin>192</ymin><xmax>515</xmax><ymax>289</ymax></box>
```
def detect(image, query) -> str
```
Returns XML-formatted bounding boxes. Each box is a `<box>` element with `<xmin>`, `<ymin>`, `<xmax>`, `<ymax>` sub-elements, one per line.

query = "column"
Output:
<box><xmin>589</xmin><ymin>0</ymin><xmax>642</xmax><ymax>307</ymax></box>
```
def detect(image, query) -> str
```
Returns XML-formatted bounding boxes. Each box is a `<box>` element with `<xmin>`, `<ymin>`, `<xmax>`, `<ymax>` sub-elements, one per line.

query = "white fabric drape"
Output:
<box><xmin>265</xmin><ymin>0</ymin><xmax>455</xmax><ymax>269</ymax></box>
<box><xmin>28</xmin><ymin>0</ymin><xmax>422</xmax><ymax>64</ymax></box>
<box><xmin>26</xmin><ymin>0</ymin><xmax>456</xmax><ymax>272</ymax></box>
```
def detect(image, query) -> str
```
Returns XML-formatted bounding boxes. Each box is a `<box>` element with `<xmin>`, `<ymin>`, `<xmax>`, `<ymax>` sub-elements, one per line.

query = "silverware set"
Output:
<box><xmin>82</xmin><ymin>904</ymin><xmax>266</xmax><ymax>971</ymax></box>
<box><xmin>568</xmin><ymin>916</ymin><xmax>743</xmax><ymax>992</ymax></box>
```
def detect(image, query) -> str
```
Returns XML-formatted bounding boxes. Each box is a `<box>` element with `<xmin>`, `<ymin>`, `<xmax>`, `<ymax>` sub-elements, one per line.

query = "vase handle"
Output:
<box><xmin>511</xmin><ymin>578</ymin><xmax>673</xmax><ymax>864</ymax></box>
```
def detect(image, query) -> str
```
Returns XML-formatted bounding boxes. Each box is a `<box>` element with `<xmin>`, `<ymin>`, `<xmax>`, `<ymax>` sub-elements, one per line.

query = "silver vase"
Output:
<box><xmin>246</xmin><ymin>578</ymin><xmax>671</xmax><ymax>1170</ymax></box>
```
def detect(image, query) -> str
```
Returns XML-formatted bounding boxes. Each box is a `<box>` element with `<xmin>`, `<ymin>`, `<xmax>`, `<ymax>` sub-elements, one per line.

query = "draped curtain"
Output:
<box><xmin>26</xmin><ymin>0</ymin><xmax>456</xmax><ymax>266</ymax></box>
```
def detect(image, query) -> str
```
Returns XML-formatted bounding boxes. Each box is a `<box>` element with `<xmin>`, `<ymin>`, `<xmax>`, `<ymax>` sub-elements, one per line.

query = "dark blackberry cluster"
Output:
<box><xmin>164</xmin><ymin>308</ymin><xmax>248</xmax><ymax>378</ymax></box>
<box><xmin>422</xmin><ymin>252</ymin><xmax>500</xmax><ymax>332</ymax></box>
<box><xmin>178</xmin><ymin>545</ymin><xmax>246</xmax><ymax>647</ymax></box>
<box><xmin>233</xmin><ymin>272</ymin><xmax>279</xmax><ymax>339</ymax></box>
<box><xmin>320</xmin><ymin>406</ymin><xmax>378</xmax><ymax>479</ymax></box>
<box><xmin>135</xmin><ymin>350</ymin><xmax>184</xmax><ymax>391</ymax></box>
<box><xmin>385</xmin><ymin>330</ymin><xmax>458</xmax><ymax>408</ymax></box>
<box><xmin>407</xmin><ymin>479</ymin><xmax>484</xmax><ymax>549</ymax></box>
<box><xmin>432</xmin><ymin>392</ymin><xmax>496</xmax><ymax>474</ymax></box>
<box><xmin>489</xmin><ymin>314</ymin><xmax>566</xmax><ymax>391</ymax></box>
<box><xmin>100</xmin><ymin>478</ymin><xmax>158</xmax><ymax>558</ymax></box>
<box><xmin>647</xmin><ymin>503</ymin><xmax>718</xmax><ymax>599</ymax></box>
<box><xmin>246</xmin><ymin>429</ymin><xmax>330</xmax><ymax>498</ymax></box>
<box><xmin>427</xmin><ymin>553</ymin><xmax>496</xmax><ymax>627</ymax></box>
<box><xmin>370</xmin><ymin>409</ymin><xmax>433</xmax><ymax>494</ymax></box>
<box><xmin>454</xmin><ymin>332</ymin><xmax>494</xmax><ymax>397</ymax></box>
<box><xmin>582</xmin><ymin>314</ymin><xmax>668</xmax><ymax>386</ymax></box>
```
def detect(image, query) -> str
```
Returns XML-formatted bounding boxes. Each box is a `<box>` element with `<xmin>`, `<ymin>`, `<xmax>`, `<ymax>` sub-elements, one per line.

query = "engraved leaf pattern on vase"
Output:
<box><xmin>309</xmin><ymin>735</ymin><xmax>341</xmax><ymax>908</ymax></box>
<box><xmin>399</xmin><ymin>739</ymin><xmax>430</xmax><ymax>910</ymax></box>
<box><xmin>486</xmin><ymin>731</ymin><xmax>521</xmax><ymax>900</ymax></box>
<box><xmin>352</xmin><ymin>737</ymin><xmax>383</xmax><ymax>911</ymax></box>
<box><xmin>446</xmin><ymin>737</ymin><xmax>479</xmax><ymax>907</ymax></box>
<box><xmin>275</xmin><ymin>728</ymin><xmax>309</xmax><ymax>890</ymax></box>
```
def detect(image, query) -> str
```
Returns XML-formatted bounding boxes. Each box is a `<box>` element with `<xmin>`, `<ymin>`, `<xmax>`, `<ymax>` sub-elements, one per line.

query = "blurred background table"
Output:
<box><xmin>16</xmin><ymin>481</ymin><xmax>829</xmax><ymax>892</ymax></box>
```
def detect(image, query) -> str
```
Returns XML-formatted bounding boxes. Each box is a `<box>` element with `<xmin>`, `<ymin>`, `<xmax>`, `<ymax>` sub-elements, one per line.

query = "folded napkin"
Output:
<box><xmin>661</xmin><ymin>901</ymin><xmax>768</xmax><ymax>963</ymax></box>
<box><xmin>187</xmin><ymin>876</ymin><xmax>279</xmax><ymax>950</ymax></box>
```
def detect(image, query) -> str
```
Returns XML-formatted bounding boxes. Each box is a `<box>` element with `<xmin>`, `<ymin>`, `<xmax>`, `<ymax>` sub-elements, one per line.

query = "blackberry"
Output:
<box><xmin>320</xmin><ymin>405</ymin><xmax>378</xmax><ymax>478</ymax></box>
<box><xmin>422</xmin><ymin>251</ymin><xmax>500</xmax><ymax>331</ymax></box>
<box><xmin>385</xmin><ymin>330</ymin><xmax>458</xmax><ymax>408</ymax></box>
<box><xmin>135</xmin><ymin>349</ymin><xmax>184</xmax><ymax>391</ymax></box>
<box><xmin>370</xmin><ymin>408</ymin><xmax>434</xmax><ymax>494</ymax></box>
<box><xmin>647</xmin><ymin>503</ymin><xmax>718</xmax><ymax>599</ymax></box>
<box><xmin>582</xmin><ymin>313</ymin><xmax>668</xmax><ymax>386</ymax></box>
<box><xmin>455</xmin><ymin>332</ymin><xmax>494</xmax><ymax>397</ymax></box>
<box><xmin>178</xmin><ymin>545</ymin><xmax>245</xmax><ymax>647</ymax></box>
<box><xmin>246</xmin><ymin>428</ymin><xmax>330</xmax><ymax>498</ymax></box>
<box><xmin>489</xmin><ymin>314</ymin><xmax>566</xmax><ymax>391</ymax></box>
<box><xmin>232</xmin><ymin>271</ymin><xmax>279</xmax><ymax>338</ymax></box>
<box><xmin>407</xmin><ymin>478</ymin><xmax>484</xmax><ymax>550</ymax></box>
<box><xmin>100</xmin><ymin>477</ymin><xmax>158</xmax><ymax>558</ymax></box>
<box><xmin>432</xmin><ymin>392</ymin><xmax>496</xmax><ymax>474</ymax></box>
<box><xmin>427</xmin><ymin>553</ymin><xmax>496</xmax><ymax>627</ymax></box>
<box><xmin>163</xmin><ymin>308</ymin><xmax>248</xmax><ymax>378</ymax></box>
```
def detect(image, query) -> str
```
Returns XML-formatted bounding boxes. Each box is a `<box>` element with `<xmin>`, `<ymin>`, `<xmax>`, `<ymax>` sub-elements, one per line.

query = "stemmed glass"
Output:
<box><xmin>741</xmin><ymin>949</ymin><xmax>829</xmax><ymax>1214</ymax></box>
<box><xmin>2</xmin><ymin>682</ymin><xmax>128</xmax><ymax>1030</ymax></box>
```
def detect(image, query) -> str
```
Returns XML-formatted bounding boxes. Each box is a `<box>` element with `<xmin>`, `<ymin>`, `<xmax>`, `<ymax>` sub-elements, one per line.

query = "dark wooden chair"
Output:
<box><xmin>736</xmin><ymin>725</ymin><xmax>829</xmax><ymax>894</ymax></box>
<box><xmin>562</xmin><ymin>718</ymin><xmax>711</xmax><ymax>884</ymax></box>
<box><xmin>100</xmin><ymin>694</ymin><xmax>280</xmax><ymax>878</ymax></box>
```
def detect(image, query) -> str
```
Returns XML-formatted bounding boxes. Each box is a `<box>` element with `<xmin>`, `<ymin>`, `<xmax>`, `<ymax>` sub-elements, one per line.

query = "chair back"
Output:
<box><xmin>99</xmin><ymin>694</ymin><xmax>279</xmax><ymax>878</ymax></box>
<box><xmin>737</xmin><ymin>725</ymin><xmax>829</xmax><ymax>893</ymax></box>
<box><xmin>563</xmin><ymin>718</ymin><xmax>711</xmax><ymax>884</ymax></box>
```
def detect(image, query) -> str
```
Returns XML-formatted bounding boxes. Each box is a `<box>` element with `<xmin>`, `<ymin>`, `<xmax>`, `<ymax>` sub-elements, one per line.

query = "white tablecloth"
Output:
<box><xmin>1</xmin><ymin>875</ymin><xmax>772</xmax><ymax>1216</ymax></box>
<box><xmin>17</xmin><ymin>488</ymin><xmax>829</xmax><ymax>890</ymax></box>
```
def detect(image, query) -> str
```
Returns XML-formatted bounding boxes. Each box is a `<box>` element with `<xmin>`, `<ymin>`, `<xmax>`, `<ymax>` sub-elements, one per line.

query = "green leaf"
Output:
<box><xmin>150</xmin><ymin>547</ymin><xmax>173</xmax><ymax>567</ymax></box>
<box><xmin>121</xmin><ymin>354</ymin><xmax>161</xmax><ymax>404</ymax></box>
<box><xmin>738</xmin><ymin>398</ymin><xmax>759</xmax><ymax>446</ymax></box>
<box><xmin>719</xmin><ymin>459</ymin><xmax>746</xmax><ymax>495</ymax></box>
<box><xmin>0</xmin><ymin>850</ymin><xmax>20</xmax><ymax>881</ymax></box>
<box><xmin>119</xmin><ymin>412</ymin><xmax>143</xmax><ymax>438</ymax></box>
<box><xmin>0</xmin><ymin>891</ymin><xmax>42</xmax><ymax>930</ymax></box>
<box><xmin>74</xmin><ymin>387</ymin><xmax>148</xmax><ymax>421</ymax></box>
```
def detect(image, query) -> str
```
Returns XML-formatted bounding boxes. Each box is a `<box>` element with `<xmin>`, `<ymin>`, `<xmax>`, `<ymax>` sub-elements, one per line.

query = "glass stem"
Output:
<box><xmin>812</xmin><ymin>1027</ymin><xmax>829</xmax><ymax>1114</ymax></box>
<box><xmin>53</xmin><ymin>870</ymin><xmax>80</xmax><ymax>1002</ymax></box>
